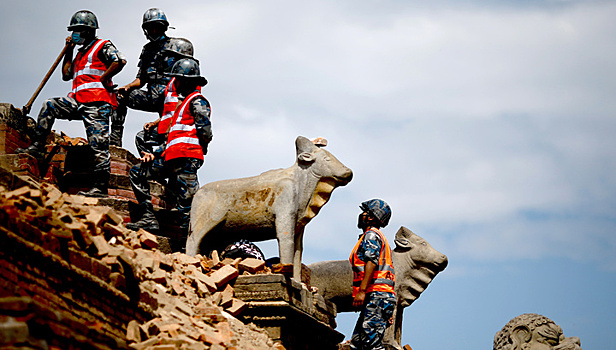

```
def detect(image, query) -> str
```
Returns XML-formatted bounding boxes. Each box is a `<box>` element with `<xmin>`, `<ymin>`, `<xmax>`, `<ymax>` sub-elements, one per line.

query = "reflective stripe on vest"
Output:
<box><xmin>158</xmin><ymin>78</ymin><xmax>179</xmax><ymax>134</ymax></box>
<box><xmin>164</xmin><ymin>91</ymin><xmax>204</xmax><ymax>161</ymax></box>
<box><xmin>349</xmin><ymin>228</ymin><xmax>395</xmax><ymax>297</ymax></box>
<box><xmin>69</xmin><ymin>39</ymin><xmax>117</xmax><ymax>106</ymax></box>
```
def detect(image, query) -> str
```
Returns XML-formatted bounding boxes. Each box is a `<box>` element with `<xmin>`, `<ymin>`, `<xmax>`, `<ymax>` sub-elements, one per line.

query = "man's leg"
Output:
<box><xmin>167</xmin><ymin>158</ymin><xmax>202</xmax><ymax>232</ymax></box>
<box><xmin>78</xmin><ymin>103</ymin><xmax>113</xmax><ymax>197</ymax></box>
<box><xmin>350</xmin><ymin>292</ymin><xmax>396</xmax><ymax>350</ymax></box>
<box><xmin>126</xmin><ymin>154</ymin><xmax>165</xmax><ymax>232</ymax></box>
<box><xmin>16</xmin><ymin>97</ymin><xmax>79</xmax><ymax>158</ymax></box>
<box><xmin>112</xmin><ymin>86</ymin><xmax>164</xmax><ymax>147</ymax></box>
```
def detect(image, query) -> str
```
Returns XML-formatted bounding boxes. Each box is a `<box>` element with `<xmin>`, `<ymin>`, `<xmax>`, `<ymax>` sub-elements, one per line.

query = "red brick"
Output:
<box><xmin>238</xmin><ymin>258</ymin><xmax>265</xmax><ymax>273</ymax></box>
<box><xmin>209</xmin><ymin>265</ymin><xmax>238</xmax><ymax>289</ymax></box>
<box><xmin>224</xmin><ymin>298</ymin><xmax>247</xmax><ymax>317</ymax></box>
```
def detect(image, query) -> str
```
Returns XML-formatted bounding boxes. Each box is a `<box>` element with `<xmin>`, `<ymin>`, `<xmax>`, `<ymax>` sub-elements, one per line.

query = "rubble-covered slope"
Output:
<box><xmin>0</xmin><ymin>178</ymin><xmax>284</xmax><ymax>350</ymax></box>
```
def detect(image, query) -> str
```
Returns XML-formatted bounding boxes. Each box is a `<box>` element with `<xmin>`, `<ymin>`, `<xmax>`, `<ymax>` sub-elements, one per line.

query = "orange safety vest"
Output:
<box><xmin>69</xmin><ymin>39</ymin><xmax>117</xmax><ymax>107</ymax></box>
<box><xmin>158</xmin><ymin>78</ymin><xmax>179</xmax><ymax>134</ymax></box>
<box><xmin>349</xmin><ymin>228</ymin><xmax>395</xmax><ymax>297</ymax></box>
<box><xmin>164</xmin><ymin>90</ymin><xmax>205</xmax><ymax>161</ymax></box>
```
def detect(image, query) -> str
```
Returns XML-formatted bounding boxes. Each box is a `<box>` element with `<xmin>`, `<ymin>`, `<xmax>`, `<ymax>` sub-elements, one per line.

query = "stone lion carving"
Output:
<box><xmin>494</xmin><ymin>313</ymin><xmax>582</xmax><ymax>350</ymax></box>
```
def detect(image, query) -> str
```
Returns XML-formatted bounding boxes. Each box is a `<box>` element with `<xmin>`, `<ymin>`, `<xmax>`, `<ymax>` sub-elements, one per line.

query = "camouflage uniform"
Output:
<box><xmin>221</xmin><ymin>239</ymin><xmax>266</xmax><ymax>261</ymax></box>
<box><xmin>30</xmin><ymin>40</ymin><xmax>124</xmax><ymax>183</ymax></box>
<box><xmin>350</xmin><ymin>232</ymin><xmax>397</xmax><ymax>350</ymax></box>
<box><xmin>113</xmin><ymin>35</ymin><xmax>179</xmax><ymax>145</ymax></box>
<box><xmin>129</xmin><ymin>93</ymin><xmax>211</xmax><ymax>232</ymax></box>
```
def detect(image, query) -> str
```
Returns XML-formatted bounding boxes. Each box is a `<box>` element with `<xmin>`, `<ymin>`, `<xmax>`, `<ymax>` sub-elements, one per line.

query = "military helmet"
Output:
<box><xmin>142</xmin><ymin>8</ymin><xmax>169</xmax><ymax>28</ymax></box>
<box><xmin>163</xmin><ymin>38</ymin><xmax>194</xmax><ymax>58</ymax></box>
<box><xmin>67</xmin><ymin>10</ymin><xmax>99</xmax><ymax>30</ymax></box>
<box><xmin>168</xmin><ymin>58</ymin><xmax>207</xmax><ymax>86</ymax></box>
<box><xmin>360</xmin><ymin>199</ymin><xmax>392</xmax><ymax>227</ymax></box>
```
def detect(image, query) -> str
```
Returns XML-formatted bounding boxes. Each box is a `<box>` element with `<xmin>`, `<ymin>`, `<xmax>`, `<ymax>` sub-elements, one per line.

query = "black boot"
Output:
<box><xmin>78</xmin><ymin>187</ymin><xmax>108</xmax><ymax>198</ymax></box>
<box><xmin>15</xmin><ymin>141</ymin><xmax>45</xmax><ymax>159</ymax></box>
<box><xmin>78</xmin><ymin>171</ymin><xmax>109</xmax><ymax>198</ymax></box>
<box><xmin>126</xmin><ymin>204</ymin><xmax>159</xmax><ymax>232</ymax></box>
<box><xmin>126</xmin><ymin>213</ymin><xmax>160</xmax><ymax>232</ymax></box>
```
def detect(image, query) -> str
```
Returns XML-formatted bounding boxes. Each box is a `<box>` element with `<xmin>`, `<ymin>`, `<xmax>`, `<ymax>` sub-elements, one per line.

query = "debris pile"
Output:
<box><xmin>0</xmin><ymin>182</ymin><xmax>283</xmax><ymax>350</ymax></box>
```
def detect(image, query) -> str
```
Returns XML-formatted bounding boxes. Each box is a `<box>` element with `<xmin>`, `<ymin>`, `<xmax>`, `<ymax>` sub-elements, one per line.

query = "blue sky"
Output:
<box><xmin>1</xmin><ymin>1</ymin><xmax>615</xmax><ymax>349</ymax></box>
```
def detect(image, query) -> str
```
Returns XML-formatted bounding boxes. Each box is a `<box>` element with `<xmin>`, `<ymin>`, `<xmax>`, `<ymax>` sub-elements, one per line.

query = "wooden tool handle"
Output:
<box><xmin>23</xmin><ymin>43</ymin><xmax>71</xmax><ymax>114</ymax></box>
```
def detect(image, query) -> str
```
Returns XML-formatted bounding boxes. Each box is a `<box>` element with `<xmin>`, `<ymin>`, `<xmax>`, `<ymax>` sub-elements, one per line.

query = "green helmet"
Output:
<box><xmin>163</xmin><ymin>38</ymin><xmax>194</xmax><ymax>58</ymax></box>
<box><xmin>67</xmin><ymin>10</ymin><xmax>99</xmax><ymax>31</ymax></box>
<box><xmin>168</xmin><ymin>58</ymin><xmax>207</xmax><ymax>86</ymax></box>
<box><xmin>142</xmin><ymin>8</ymin><xmax>169</xmax><ymax>29</ymax></box>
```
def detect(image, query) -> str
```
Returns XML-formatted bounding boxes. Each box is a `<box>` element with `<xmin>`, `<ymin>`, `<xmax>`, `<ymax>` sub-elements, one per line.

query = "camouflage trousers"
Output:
<box><xmin>33</xmin><ymin>96</ymin><xmax>111</xmax><ymax>178</ymax></box>
<box><xmin>350</xmin><ymin>291</ymin><xmax>396</xmax><ymax>350</ymax></box>
<box><xmin>129</xmin><ymin>155</ymin><xmax>203</xmax><ymax>230</ymax></box>
<box><xmin>112</xmin><ymin>84</ymin><xmax>165</xmax><ymax>146</ymax></box>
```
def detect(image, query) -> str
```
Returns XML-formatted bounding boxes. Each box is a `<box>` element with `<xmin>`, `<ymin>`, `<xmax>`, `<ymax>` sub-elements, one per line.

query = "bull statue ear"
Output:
<box><xmin>296</xmin><ymin>136</ymin><xmax>317</xmax><ymax>164</ymax></box>
<box><xmin>511</xmin><ymin>326</ymin><xmax>532</xmax><ymax>348</ymax></box>
<box><xmin>395</xmin><ymin>226</ymin><xmax>413</xmax><ymax>249</ymax></box>
<box><xmin>297</xmin><ymin>152</ymin><xmax>315</xmax><ymax>163</ymax></box>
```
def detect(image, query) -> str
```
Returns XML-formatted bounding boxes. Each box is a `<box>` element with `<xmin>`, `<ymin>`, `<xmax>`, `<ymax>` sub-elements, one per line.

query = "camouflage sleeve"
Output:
<box><xmin>190</xmin><ymin>96</ymin><xmax>213</xmax><ymax>154</ymax></box>
<box><xmin>357</xmin><ymin>231</ymin><xmax>382</xmax><ymax>266</ymax></box>
<box><xmin>136</xmin><ymin>46</ymin><xmax>147</xmax><ymax>79</ymax></box>
<box><xmin>99</xmin><ymin>41</ymin><xmax>126</xmax><ymax>66</ymax></box>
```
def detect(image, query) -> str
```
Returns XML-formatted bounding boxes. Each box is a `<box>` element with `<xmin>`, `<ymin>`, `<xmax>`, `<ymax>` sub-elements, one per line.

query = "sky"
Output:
<box><xmin>1</xmin><ymin>1</ymin><xmax>615</xmax><ymax>349</ymax></box>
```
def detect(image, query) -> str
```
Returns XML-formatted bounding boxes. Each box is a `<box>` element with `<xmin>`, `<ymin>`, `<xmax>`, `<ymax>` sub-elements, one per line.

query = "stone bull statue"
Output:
<box><xmin>186</xmin><ymin>136</ymin><xmax>353</xmax><ymax>280</ymax></box>
<box><xmin>309</xmin><ymin>226</ymin><xmax>448</xmax><ymax>350</ymax></box>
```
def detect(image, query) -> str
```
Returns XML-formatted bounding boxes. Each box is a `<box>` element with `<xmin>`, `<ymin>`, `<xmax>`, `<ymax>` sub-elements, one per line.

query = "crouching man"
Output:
<box><xmin>127</xmin><ymin>58</ymin><xmax>211</xmax><ymax>237</ymax></box>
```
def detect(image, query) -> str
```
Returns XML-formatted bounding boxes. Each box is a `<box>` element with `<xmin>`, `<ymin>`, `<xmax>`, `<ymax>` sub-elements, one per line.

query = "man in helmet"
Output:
<box><xmin>349</xmin><ymin>199</ymin><xmax>396</xmax><ymax>350</ymax></box>
<box><xmin>114</xmin><ymin>8</ymin><xmax>193</xmax><ymax>146</ymax></box>
<box><xmin>126</xmin><ymin>58</ymin><xmax>211</xmax><ymax>244</ymax></box>
<box><xmin>16</xmin><ymin>10</ymin><xmax>126</xmax><ymax>197</ymax></box>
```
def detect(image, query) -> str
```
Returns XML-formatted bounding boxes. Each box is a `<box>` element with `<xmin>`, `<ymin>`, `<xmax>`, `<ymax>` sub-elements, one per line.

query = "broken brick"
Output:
<box><xmin>209</xmin><ymin>265</ymin><xmax>238</xmax><ymax>289</ymax></box>
<box><xmin>224</xmin><ymin>298</ymin><xmax>247</xmax><ymax>317</ymax></box>
<box><xmin>91</xmin><ymin>235</ymin><xmax>111</xmax><ymax>257</ymax></box>
<box><xmin>238</xmin><ymin>258</ymin><xmax>266</xmax><ymax>274</ymax></box>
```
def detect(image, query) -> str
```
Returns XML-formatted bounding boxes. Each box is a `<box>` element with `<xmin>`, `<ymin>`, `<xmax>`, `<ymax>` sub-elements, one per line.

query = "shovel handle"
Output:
<box><xmin>23</xmin><ymin>42</ymin><xmax>71</xmax><ymax>114</ymax></box>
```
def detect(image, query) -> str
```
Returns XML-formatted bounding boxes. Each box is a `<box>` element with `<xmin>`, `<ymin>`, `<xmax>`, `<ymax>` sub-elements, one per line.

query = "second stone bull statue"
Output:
<box><xmin>309</xmin><ymin>226</ymin><xmax>448</xmax><ymax>350</ymax></box>
<box><xmin>186</xmin><ymin>136</ymin><xmax>353</xmax><ymax>280</ymax></box>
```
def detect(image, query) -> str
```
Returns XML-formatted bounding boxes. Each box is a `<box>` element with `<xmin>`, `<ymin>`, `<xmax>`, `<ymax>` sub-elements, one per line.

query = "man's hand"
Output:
<box><xmin>139</xmin><ymin>152</ymin><xmax>155</xmax><ymax>163</ymax></box>
<box><xmin>116</xmin><ymin>85</ymin><xmax>132</xmax><ymax>96</ymax></box>
<box><xmin>388</xmin><ymin>316</ymin><xmax>394</xmax><ymax>325</ymax></box>
<box><xmin>144</xmin><ymin>119</ymin><xmax>160</xmax><ymax>131</ymax></box>
<box><xmin>64</xmin><ymin>36</ymin><xmax>76</xmax><ymax>48</ymax></box>
<box><xmin>353</xmin><ymin>290</ymin><xmax>366</xmax><ymax>308</ymax></box>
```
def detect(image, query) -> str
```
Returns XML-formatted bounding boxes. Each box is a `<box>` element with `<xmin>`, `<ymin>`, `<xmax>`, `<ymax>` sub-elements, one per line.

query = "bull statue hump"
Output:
<box><xmin>186</xmin><ymin>136</ymin><xmax>353</xmax><ymax>280</ymax></box>
<box><xmin>308</xmin><ymin>226</ymin><xmax>448</xmax><ymax>350</ymax></box>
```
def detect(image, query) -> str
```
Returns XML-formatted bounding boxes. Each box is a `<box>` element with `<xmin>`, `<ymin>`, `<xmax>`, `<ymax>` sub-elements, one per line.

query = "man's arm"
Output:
<box><xmin>353</xmin><ymin>260</ymin><xmax>376</xmax><ymax>308</ymax></box>
<box><xmin>98</xmin><ymin>41</ymin><xmax>127</xmax><ymax>88</ymax></box>
<box><xmin>352</xmin><ymin>230</ymin><xmax>383</xmax><ymax>308</ymax></box>
<box><xmin>61</xmin><ymin>37</ymin><xmax>75</xmax><ymax>81</ymax></box>
<box><xmin>191</xmin><ymin>97</ymin><xmax>213</xmax><ymax>154</ymax></box>
<box><xmin>117</xmin><ymin>78</ymin><xmax>143</xmax><ymax>95</ymax></box>
<box><xmin>100</xmin><ymin>60</ymin><xmax>126</xmax><ymax>86</ymax></box>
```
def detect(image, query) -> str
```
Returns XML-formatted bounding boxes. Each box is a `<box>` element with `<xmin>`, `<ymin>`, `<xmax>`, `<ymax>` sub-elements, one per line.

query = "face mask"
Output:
<box><xmin>71</xmin><ymin>32</ymin><xmax>85</xmax><ymax>45</ymax></box>
<box><xmin>143</xmin><ymin>28</ymin><xmax>162</xmax><ymax>42</ymax></box>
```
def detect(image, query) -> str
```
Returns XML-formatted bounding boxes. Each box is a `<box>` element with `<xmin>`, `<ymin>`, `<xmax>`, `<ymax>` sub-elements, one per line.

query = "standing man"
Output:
<box><xmin>114</xmin><ymin>8</ymin><xmax>176</xmax><ymax>147</ymax></box>
<box><xmin>17</xmin><ymin>10</ymin><xmax>126</xmax><ymax>197</ymax></box>
<box><xmin>349</xmin><ymin>199</ymin><xmax>396</xmax><ymax>350</ymax></box>
<box><xmin>127</xmin><ymin>58</ymin><xmax>211</xmax><ymax>239</ymax></box>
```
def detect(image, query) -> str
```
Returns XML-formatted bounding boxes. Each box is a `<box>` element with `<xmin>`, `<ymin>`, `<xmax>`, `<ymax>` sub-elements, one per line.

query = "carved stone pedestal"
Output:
<box><xmin>234</xmin><ymin>274</ymin><xmax>344</xmax><ymax>350</ymax></box>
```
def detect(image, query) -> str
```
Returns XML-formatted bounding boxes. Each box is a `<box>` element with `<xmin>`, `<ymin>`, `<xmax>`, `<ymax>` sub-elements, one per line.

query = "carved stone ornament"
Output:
<box><xmin>494</xmin><ymin>313</ymin><xmax>582</xmax><ymax>350</ymax></box>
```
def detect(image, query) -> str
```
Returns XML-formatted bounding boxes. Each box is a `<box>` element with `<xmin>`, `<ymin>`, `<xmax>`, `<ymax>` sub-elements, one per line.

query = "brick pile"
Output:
<box><xmin>0</xmin><ymin>182</ymin><xmax>284</xmax><ymax>350</ymax></box>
